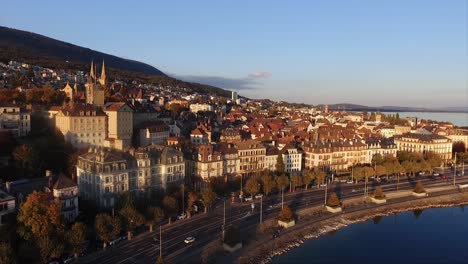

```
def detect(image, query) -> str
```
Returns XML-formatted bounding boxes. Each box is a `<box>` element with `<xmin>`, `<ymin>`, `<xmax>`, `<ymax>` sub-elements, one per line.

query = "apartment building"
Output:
<box><xmin>394</xmin><ymin>133</ymin><xmax>452</xmax><ymax>160</ymax></box>
<box><xmin>0</xmin><ymin>104</ymin><xmax>31</xmax><ymax>137</ymax></box>
<box><xmin>103</xmin><ymin>102</ymin><xmax>133</xmax><ymax>150</ymax></box>
<box><xmin>235</xmin><ymin>140</ymin><xmax>266</xmax><ymax>176</ymax></box>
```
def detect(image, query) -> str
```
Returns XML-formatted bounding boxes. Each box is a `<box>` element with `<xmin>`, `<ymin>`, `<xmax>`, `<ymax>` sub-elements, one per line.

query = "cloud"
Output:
<box><xmin>172</xmin><ymin>71</ymin><xmax>271</xmax><ymax>90</ymax></box>
<box><xmin>248</xmin><ymin>71</ymin><xmax>271</xmax><ymax>79</ymax></box>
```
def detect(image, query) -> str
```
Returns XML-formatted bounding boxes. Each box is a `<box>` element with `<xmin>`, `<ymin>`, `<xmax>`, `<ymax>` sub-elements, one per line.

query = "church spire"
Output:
<box><xmin>99</xmin><ymin>60</ymin><xmax>106</xmax><ymax>86</ymax></box>
<box><xmin>90</xmin><ymin>61</ymin><xmax>95</xmax><ymax>79</ymax></box>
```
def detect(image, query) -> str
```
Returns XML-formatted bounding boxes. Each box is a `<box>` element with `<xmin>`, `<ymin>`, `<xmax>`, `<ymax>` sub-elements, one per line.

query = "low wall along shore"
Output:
<box><xmin>233</xmin><ymin>186</ymin><xmax>468</xmax><ymax>264</ymax></box>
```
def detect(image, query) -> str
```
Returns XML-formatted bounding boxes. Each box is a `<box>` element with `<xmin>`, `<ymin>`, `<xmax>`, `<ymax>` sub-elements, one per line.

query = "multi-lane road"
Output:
<box><xmin>78</xmin><ymin>168</ymin><xmax>468</xmax><ymax>264</ymax></box>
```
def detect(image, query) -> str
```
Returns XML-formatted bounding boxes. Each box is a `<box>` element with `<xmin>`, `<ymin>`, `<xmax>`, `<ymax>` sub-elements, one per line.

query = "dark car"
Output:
<box><xmin>441</xmin><ymin>175</ymin><xmax>448</xmax><ymax>180</ymax></box>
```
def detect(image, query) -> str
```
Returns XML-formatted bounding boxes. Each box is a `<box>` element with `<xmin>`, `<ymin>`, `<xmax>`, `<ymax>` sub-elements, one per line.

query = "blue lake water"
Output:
<box><xmin>271</xmin><ymin>207</ymin><xmax>468</xmax><ymax>264</ymax></box>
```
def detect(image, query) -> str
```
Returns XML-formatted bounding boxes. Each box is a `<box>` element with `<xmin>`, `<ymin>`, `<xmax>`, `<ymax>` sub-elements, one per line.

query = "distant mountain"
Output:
<box><xmin>0</xmin><ymin>26</ymin><xmax>165</xmax><ymax>75</ymax></box>
<box><xmin>322</xmin><ymin>103</ymin><xmax>468</xmax><ymax>113</ymax></box>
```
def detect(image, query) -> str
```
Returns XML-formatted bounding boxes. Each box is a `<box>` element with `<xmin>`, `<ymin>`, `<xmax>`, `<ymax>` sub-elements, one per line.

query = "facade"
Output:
<box><xmin>55</xmin><ymin>104</ymin><xmax>107</xmax><ymax>149</ymax></box>
<box><xmin>138</xmin><ymin>121</ymin><xmax>170</xmax><ymax>146</ymax></box>
<box><xmin>394</xmin><ymin>133</ymin><xmax>452</xmax><ymax>160</ymax></box>
<box><xmin>85</xmin><ymin>61</ymin><xmax>105</xmax><ymax>106</ymax></box>
<box><xmin>0</xmin><ymin>104</ymin><xmax>31</xmax><ymax>137</ymax></box>
<box><xmin>219</xmin><ymin>128</ymin><xmax>241</xmax><ymax>143</ymax></box>
<box><xmin>61</xmin><ymin>82</ymin><xmax>74</xmax><ymax>101</ymax></box>
<box><xmin>445</xmin><ymin>129</ymin><xmax>468</xmax><ymax>152</ymax></box>
<box><xmin>281</xmin><ymin>145</ymin><xmax>303</xmax><ymax>175</ymax></box>
<box><xmin>264</xmin><ymin>146</ymin><xmax>279</xmax><ymax>172</ymax></box>
<box><xmin>304</xmin><ymin>140</ymin><xmax>369</xmax><ymax>171</ymax></box>
<box><xmin>189</xmin><ymin>103</ymin><xmax>214</xmax><ymax>113</ymax></box>
<box><xmin>190</xmin><ymin>124</ymin><xmax>211</xmax><ymax>144</ymax></box>
<box><xmin>235</xmin><ymin>140</ymin><xmax>266</xmax><ymax>176</ymax></box>
<box><xmin>365</xmin><ymin>138</ymin><xmax>398</xmax><ymax>161</ymax></box>
<box><xmin>218</xmin><ymin>142</ymin><xmax>240</xmax><ymax>176</ymax></box>
<box><xmin>50</xmin><ymin>173</ymin><xmax>79</xmax><ymax>221</ymax></box>
<box><xmin>189</xmin><ymin>144</ymin><xmax>223</xmax><ymax>180</ymax></box>
<box><xmin>76</xmin><ymin>147</ymin><xmax>133</xmax><ymax>208</ymax></box>
<box><xmin>104</xmin><ymin>102</ymin><xmax>133</xmax><ymax>150</ymax></box>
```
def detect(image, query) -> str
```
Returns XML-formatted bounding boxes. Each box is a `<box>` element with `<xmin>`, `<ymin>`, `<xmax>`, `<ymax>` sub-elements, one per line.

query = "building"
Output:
<box><xmin>365</xmin><ymin>137</ymin><xmax>398</xmax><ymax>161</ymax></box>
<box><xmin>190</xmin><ymin>124</ymin><xmax>211</xmax><ymax>144</ymax></box>
<box><xmin>189</xmin><ymin>144</ymin><xmax>223</xmax><ymax>180</ymax></box>
<box><xmin>280</xmin><ymin>145</ymin><xmax>302</xmax><ymax>175</ymax></box>
<box><xmin>219</xmin><ymin>128</ymin><xmax>241</xmax><ymax>143</ymax></box>
<box><xmin>235</xmin><ymin>140</ymin><xmax>266</xmax><ymax>176</ymax></box>
<box><xmin>189</xmin><ymin>103</ymin><xmax>214</xmax><ymax>113</ymax></box>
<box><xmin>85</xmin><ymin>61</ymin><xmax>105</xmax><ymax>106</ymax></box>
<box><xmin>231</xmin><ymin>91</ymin><xmax>238</xmax><ymax>102</ymax></box>
<box><xmin>55</xmin><ymin>104</ymin><xmax>107</xmax><ymax>149</ymax></box>
<box><xmin>61</xmin><ymin>82</ymin><xmax>74</xmax><ymax>101</ymax></box>
<box><xmin>218</xmin><ymin>142</ymin><xmax>240</xmax><ymax>176</ymax></box>
<box><xmin>133</xmin><ymin>145</ymin><xmax>185</xmax><ymax>191</ymax></box>
<box><xmin>0</xmin><ymin>104</ymin><xmax>31</xmax><ymax>137</ymax></box>
<box><xmin>445</xmin><ymin>129</ymin><xmax>468</xmax><ymax>151</ymax></box>
<box><xmin>103</xmin><ymin>102</ymin><xmax>133</xmax><ymax>150</ymax></box>
<box><xmin>0</xmin><ymin>190</ymin><xmax>15</xmax><ymax>225</ymax></box>
<box><xmin>47</xmin><ymin>172</ymin><xmax>79</xmax><ymax>222</ymax></box>
<box><xmin>394</xmin><ymin>133</ymin><xmax>452</xmax><ymax>160</ymax></box>
<box><xmin>264</xmin><ymin>146</ymin><xmax>279</xmax><ymax>171</ymax></box>
<box><xmin>76</xmin><ymin>147</ymin><xmax>133</xmax><ymax>208</ymax></box>
<box><xmin>138</xmin><ymin>121</ymin><xmax>170</xmax><ymax>146</ymax></box>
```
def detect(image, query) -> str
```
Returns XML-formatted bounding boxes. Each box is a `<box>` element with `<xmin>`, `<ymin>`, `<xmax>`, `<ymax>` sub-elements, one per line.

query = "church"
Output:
<box><xmin>85</xmin><ymin>60</ymin><xmax>106</xmax><ymax>106</ymax></box>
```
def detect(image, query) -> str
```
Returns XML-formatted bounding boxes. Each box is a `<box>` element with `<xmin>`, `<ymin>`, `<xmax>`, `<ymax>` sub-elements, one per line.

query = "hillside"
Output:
<box><xmin>320</xmin><ymin>103</ymin><xmax>468</xmax><ymax>113</ymax></box>
<box><xmin>0</xmin><ymin>26</ymin><xmax>232</xmax><ymax>97</ymax></box>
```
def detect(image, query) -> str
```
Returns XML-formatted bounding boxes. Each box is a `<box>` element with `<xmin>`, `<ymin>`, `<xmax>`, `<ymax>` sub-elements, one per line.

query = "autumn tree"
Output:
<box><xmin>198</xmin><ymin>189</ymin><xmax>215</xmax><ymax>214</ymax></box>
<box><xmin>373</xmin><ymin>186</ymin><xmax>385</xmax><ymax>199</ymax></box>
<box><xmin>276</xmin><ymin>154</ymin><xmax>285</xmax><ymax>174</ymax></box>
<box><xmin>186</xmin><ymin>192</ymin><xmax>198</xmax><ymax>217</ymax></box>
<box><xmin>260</xmin><ymin>174</ymin><xmax>276</xmax><ymax>196</ymax></box>
<box><xmin>0</xmin><ymin>242</ymin><xmax>14</xmax><ymax>264</ymax></box>
<box><xmin>13</xmin><ymin>144</ymin><xmax>40</xmax><ymax>177</ymax></box>
<box><xmin>372</xmin><ymin>154</ymin><xmax>384</xmax><ymax>165</ymax></box>
<box><xmin>290</xmin><ymin>173</ymin><xmax>302</xmax><ymax>191</ymax></box>
<box><xmin>38</xmin><ymin>236</ymin><xmax>65</xmax><ymax>263</ymax></box>
<box><xmin>275</xmin><ymin>174</ymin><xmax>289</xmax><ymax>191</ymax></box>
<box><xmin>302</xmin><ymin>169</ymin><xmax>314</xmax><ymax>190</ymax></box>
<box><xmin>162</xmin><ymin>196</ymin><xmax>179</xmax><ymax>224</ymax></box>
<box><xmin>146</xmin><ymin>206</ymin><xmax>164</xmax><ymax>232</ymax></box>
<box><xmin>375</xmin><ymin>165</ymin><xmax>386</xmax><ymax>177</ymax></box>
<box><xmin>244</xmin><ymin>177</ymin><xmax>260</xmax><ymax>197</ymax></box>
<box><xmin>327</xmin><ymin>192</ymin><xmax>340</xmax><ymax>208</ymax></box>
<box><xmin>278</xmin><ymin>206</ymin><xmax>293</xmax><ymax>222</ymax></box>
<box><xmin>94</xmin><ymin>213</ymin><xmax>121</xmax><ymax>249</ymax></box>
<box><xmin>313</xmin><ymin>169</ymin><xmax>326</xmax><ymax>187</ymax></box>
<box><xmin>69</xmin><ymin>222</ymin><xmax>86</xmax><ymax>258</ymax></box>
<box><xmin>120</xmin><ymin>206</ymin><xmax>145</xmax><ymax>240</ymax></box>
<box><xmin>414</xmin><ymin>181</ymin><xmax>426</xmax><ymax>194</ymax></box>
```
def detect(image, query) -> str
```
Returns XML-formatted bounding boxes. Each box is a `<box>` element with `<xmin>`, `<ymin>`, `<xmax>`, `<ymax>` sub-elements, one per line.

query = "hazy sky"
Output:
<box><xmin>2</xmin><ymin>0</ymin><xmax>467</xmax><ymax>107</ymax></box>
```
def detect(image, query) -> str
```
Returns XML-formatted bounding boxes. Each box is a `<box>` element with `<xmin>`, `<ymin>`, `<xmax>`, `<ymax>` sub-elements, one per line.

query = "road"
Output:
<box><xmin>78</xmin><ymin>168</ymin><xmax>468</xmax><ymax>264</ymax></box>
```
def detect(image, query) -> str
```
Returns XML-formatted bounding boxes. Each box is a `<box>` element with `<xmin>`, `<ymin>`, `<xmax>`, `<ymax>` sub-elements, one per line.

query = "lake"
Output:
<box><xmin>271</xmin><ymin>207</ymin><xmax>468</xmax><ymax>264</ymax></box>
<box><xmin>382</xmin><ymin>112</ymin><xmax>468</xmax><ymax>127</ymax></box>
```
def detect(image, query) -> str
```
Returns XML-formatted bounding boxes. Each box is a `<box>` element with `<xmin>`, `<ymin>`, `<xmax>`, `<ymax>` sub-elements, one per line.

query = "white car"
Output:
<box><xmin>184</xmin><ymin>236</ymin><xmax>196</xmax><ymax>244</ymax></box>
<box><xmin>433</xmin><ymin>173</ymin><xmax>440</xmax><ymax>177</ymax></box>
<box><xmin>346</xmin><ymin>179</ymin><xmax>353</xmax><ymax>184</ymax></box>
<box><xmin>245</xmin><ymin>196</ymin><xmax>253</xmax><ymax>201</ymax></box>
<box><xmin>254</xmin><ymin>194</ymin><xmax>263</xmax><ymax>199</ymax></box>
<box><xmin>177</xmin><ymin>214</ymin><xmax>187</xmax><ymax>220</ymax></box>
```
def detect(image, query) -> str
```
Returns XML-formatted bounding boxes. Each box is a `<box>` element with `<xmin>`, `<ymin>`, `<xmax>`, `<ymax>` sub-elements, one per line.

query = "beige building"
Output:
<box><xmin>85</xmin><ymin>61</ymin><xmax>105</xmax><ymax>106</ymax></box>
<box><xmin>138</xmin><ymin>121</ymin><xmax>170</xmax><ymax>147</ymax></box>
<box><xmin>103</xmin><ymin>102</ymin><xmax>133</xmax><ymax>150</ymax></box>
<box><xmin>188</xmin><ymin>144</ymin><xmax>223</xmax><ymax>180</ymax></box>
<box><xmin>0</xmin><ymin>104</ymin><xmax>31</xmax><ymax>137</ymax></box>
<box><xmin>61</xmin><ymin>82</ymin><xmax>75</xmax><ymax>101</ymax></box>
<box><xmin>304</xmin><ymin>140</ymin><xmax>369</xmax><ymax>171</ymax></box>
<box><xmin>55</xmin><ymin>104</ymin><xmax>107</xmax><ymax>149</ymax></box>
<box><xmin>235</xmin><ymin>140</ymin><xmax>266</xmax><ymax>176</ymax></box>
<box><xmin>445</xmin><ymin>129</ymin><xmax>468</xmax><ymax>151</ymax></box>
<box><xmin>394</xmin><ymin>133</ymin><xmax>452</xmax><ymax>160</ymax></box>
<box><xmin>218</xmin><ymin>142</ymin><xmax>240</xmax><ymax>176</ymax></box>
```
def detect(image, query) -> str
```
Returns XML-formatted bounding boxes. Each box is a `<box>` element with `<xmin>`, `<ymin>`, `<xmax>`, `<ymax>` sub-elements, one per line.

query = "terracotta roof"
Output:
<box><xmin>53</xmin><ymin>174</ymin><xmax>77</xmax><ymax>190</ymax></box>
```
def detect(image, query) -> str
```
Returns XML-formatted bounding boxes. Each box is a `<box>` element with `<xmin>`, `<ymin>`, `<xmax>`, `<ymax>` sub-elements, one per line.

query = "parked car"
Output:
<box><xmin>433</xmin><ymin>173</ymin><xmax>440</xmax><ymax>177</ymax></box>
<box><xmin>184</xmin><ymin>236</ymin><xmax>196</xmax><ymax>244</ymax></box>
<box><xmin>109</xmin><ymin>237</ymin><xmax>122</xmax><ymax>246</ymax></box>
<box><xmin>177</xmin><ymin>213</ymin><xmax>187</xmax><ymax>220</ymax></box>
<box><xmin>63</xmin><ymin>256</ymin><xmax>75</xmax><ymax>263</ymax></box>
<box><xmin>346</xmin><ymin>179</ymin><xmax>353</xmax><ymax>184</ymax></box>
<box><xmin>245</xmin><ymin>196</ymin><xmax>253</xmax><ymax>201</ymax></box>
<box><xmin>441</xmin><ymin>175</ymin><xmax>448</xmax><ymax>180</ymax></box>
<box><xmin>254</xmin><ymin>194</ymin><xmax>263</xmax><ymax>199</ymax></box>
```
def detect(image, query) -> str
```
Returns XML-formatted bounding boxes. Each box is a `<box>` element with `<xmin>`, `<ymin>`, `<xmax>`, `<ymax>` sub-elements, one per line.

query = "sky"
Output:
<box><xmin>1</xmin><ymin>0</ymin><xmax>467</xmax><ymax>108</ymax></box>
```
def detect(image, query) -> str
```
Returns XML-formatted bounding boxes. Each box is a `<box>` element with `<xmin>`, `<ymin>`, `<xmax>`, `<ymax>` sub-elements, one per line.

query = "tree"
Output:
<box><xmin>372</xmin><ymin>154</ymin><xmax>384</xmax><ymax>166</ymax></box>
<box><xmin>146</xmin><ymin>207</ymin><xmax>164</xmax><ymax>232</ymax></box>
<box><xmin>69</xmin><ymin>222</ymin><xmax>86</xmax><ymax>258</ymax></box>
<box><xmin>260</xmin><ymin>174</ymin><xmax>276</xmax><ymax>196</ymax></box>
<box><xmin>38</xmin><ymin>236</ymin><xmax>64</xmax><ymax>263</ymax></box>
<box><xmin>302</xmin><ymin>169</ymin><xmax>314</xmax><ymax>190</ymax></box>
<box><xmin>120</xmin><ymin>206</ymin><xmax>145</xmax><ymax>239</ymax></box>
<box><xmin>17</xmin><ymin>191</ymin><xmax>63</xmax><ymax>241</ymax></box>
<box><xmin>95</xmin><ymin>213</ymin><xmax>121</xmax><ymax>249</ymax></box>
<box><xmin>374</xmin><ymin>165</ymin><xmax>386</xmax><ymax>177</ymax></box>
<box><xmin>414</xmin><ymin>181</ymin><xmax>426</xmax><ymax>194</ymax></box>
<box><xmin>186</xmin><ymin>192</ymin><xmax>198</xmax><ymax>217</ymax></box>
<box><xmin>201</xmin><ymin>188</ymin><xmax>216</xmax><ymax>213</ymax></box>
<box><xmin>373</xmin><ymin>186</ymin><xmax>385</xmax><ymax>199</ymax></box>
<box><xmin>353</xmin><ymin>167</ymin><xmax>365</xmax><ymax>183</ymax></box>
<box><xmin>13</xmin><ymin>144</ymin><xmax>40</xmax><ymax>177</ymax></box>
<box><xmin>223</xmin><ymin>225</ymin><xmax>241</xmax><ymax>247</ymax></box>
<box><xmin>278</xmin><ymin>206</ymin><xmax>293</xmax><ymax>222</ymax></box>
<box><xmin>327</xmin><ymin>192</ymin><xmax>340</xmax><ymax>208</ymax></box>
<box><xmin>313</xmin><ymin>169</ymin><xmax>326</xmax><ymax>187</ymax></box>
<box><xmin>244</xmin><ymin>177</ymin><xmax>260</xmax><ymax>196</ymax></box>
<box><xmin>276</xmin><ymin>154</ymin><xmax>285</xmax><ymax>174</ymax></box>
<box><xmin>0</xmin><ymin>242</ymin><xmax>14</xmax><ymax>264</ymax></box>
<box><xmin>275</xmin><ymin>174</ymin><xmax>289</xmax><ymax>191</ymax></box>
<box><xmin>453</xmin><ymin>141</ymin><xmax>466</xmax><ymax>154</ymax></box>
<box><xmin>162</xmin><ymin>196</ymin><xmax>179</xmax><ymax>224</ymax></box>
<box><xmin>290</xmin><ymin>173</ymin><xmax>302</xmax><ymax>191</ymax></box>
<box><xmin>116</xmin><ymin>191</ymin><xmax>134</xmax><ymax>211</ymax></box>
<box><xmin>425</xmin><ymin>152</ymin><xmax>442</xmax><ymax>169</ymax></box>
<box><xmin>402</xmin><ymin>161</ymin><xmax>416</xmax><ymax>176</ymax></box>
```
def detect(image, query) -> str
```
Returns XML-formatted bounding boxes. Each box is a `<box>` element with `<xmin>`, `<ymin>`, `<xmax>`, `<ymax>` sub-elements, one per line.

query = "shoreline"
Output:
<box><xmin>235</xmin><ymin>191</ymin><xmax>468</xmax><ymax>264</ymax></box>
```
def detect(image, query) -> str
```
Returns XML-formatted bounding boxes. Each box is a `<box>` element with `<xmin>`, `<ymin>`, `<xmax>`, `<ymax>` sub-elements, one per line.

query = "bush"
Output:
<box><xmin>278</xmin><ymin>206</ymin><xmax>293</xmax><ymax>222</ymax></box>
<box><xmin>224</xmin><ymin>225</ymin><xmax>240</xmax><ymax>247</ymax></box>
<box><xmin>414</xmin><ymin>181</ymin><xmax>425</xmax><ymax>194</ymax></box>
<box><xmin>373</xmin><ymin>186</ymin><xmax>385</xmax><ymax>199</ymax></box>
<box><xmin>327</xmin><ymin>192</ymin><xmax>340</xmax><ymax>208</ymax></box>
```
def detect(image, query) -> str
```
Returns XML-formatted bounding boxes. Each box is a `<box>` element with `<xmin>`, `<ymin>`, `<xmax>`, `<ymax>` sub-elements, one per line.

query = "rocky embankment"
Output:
<box><xmin>237</xmin><ymin>191</ymin><xmax>468</xmax><ymax>264</ymax></box>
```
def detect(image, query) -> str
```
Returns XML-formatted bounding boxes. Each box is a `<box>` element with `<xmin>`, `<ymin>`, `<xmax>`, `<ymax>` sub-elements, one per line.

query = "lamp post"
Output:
<box><xmin>222</xmin><ymin>199</ymin><xmax>226</xmax><ymax>241</ymax></box>
<box><xmin>453</xmin><ymin>154</ymin><xmax>457</xmax><ymax>186</ymax></box>
<box><xmin>159</xmin><ymin>225</ymin><xmax>162</xmax><ymax>258</ymax></box>
<box><xmin>240</xmin><ymin>174</ymin><xmax>243</xmax><ymax>197</ymax></box>
<box><xmin>181</xmin><ymin>182</ymin><xmax>185</xmax><ymax>215</ymax></box>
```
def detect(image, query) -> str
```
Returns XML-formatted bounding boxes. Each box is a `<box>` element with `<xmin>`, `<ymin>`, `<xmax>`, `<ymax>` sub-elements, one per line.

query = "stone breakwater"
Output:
<box><xmin>239</xmin><ymin>193</ymin><xmax>468</xmax><ymax>264</ymax></box>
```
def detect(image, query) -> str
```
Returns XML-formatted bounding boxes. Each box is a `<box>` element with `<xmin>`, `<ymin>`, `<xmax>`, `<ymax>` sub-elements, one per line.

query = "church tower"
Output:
<box><xmin>99</xmin><ymin>60</ymin><xmax>106</xmax><ymax>86</ymax></box>
<box><xmin>90</xmin><ymin>60</ymin><xmax>95</xmax><ymax>80</ymax></box>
